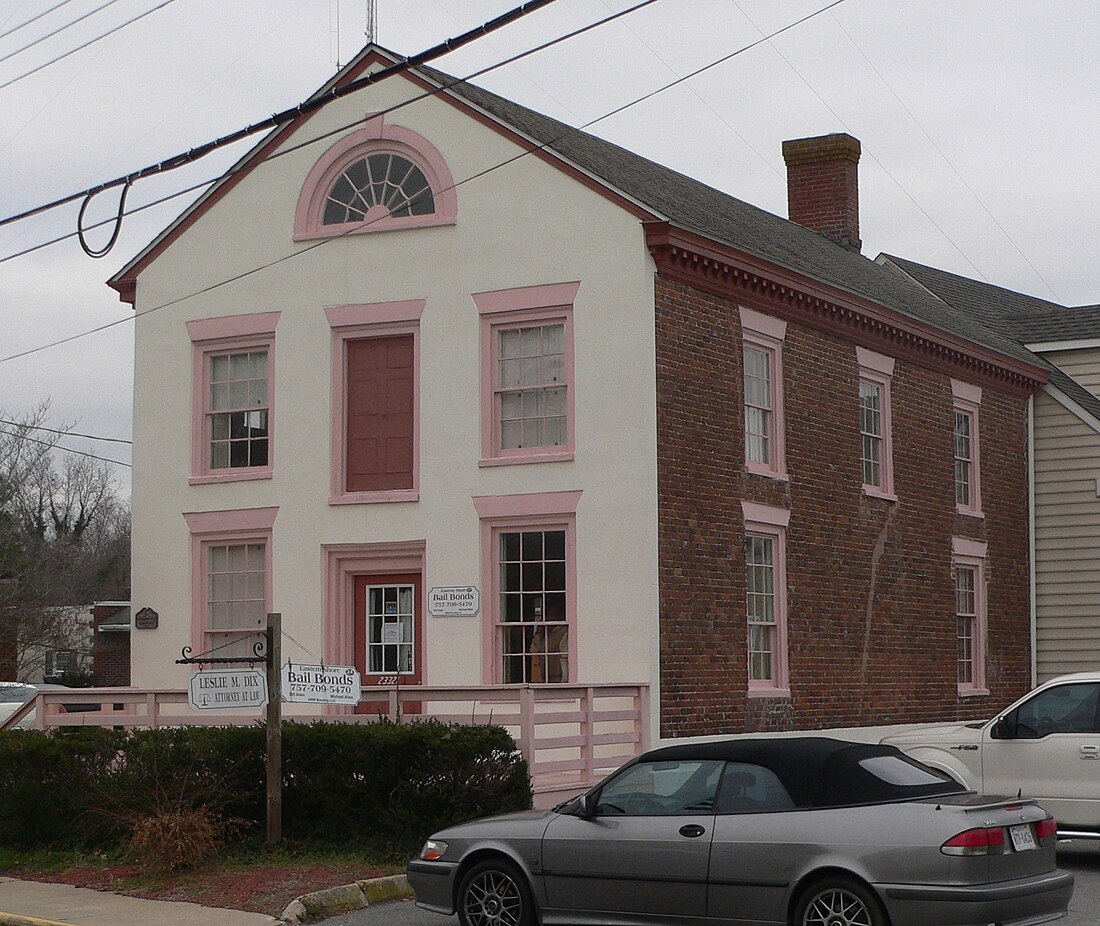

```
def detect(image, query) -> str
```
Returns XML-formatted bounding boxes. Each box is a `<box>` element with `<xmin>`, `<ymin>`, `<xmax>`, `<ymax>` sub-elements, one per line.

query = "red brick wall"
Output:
<box><xmin>655</xmin><ymin>275</ymin><xmax>1032</xmax><ymax>738</ymax></box>
<box><xmin>92</xmin><ymin>604</ymin><xmax>131</xmax><ymax>687</ymax></box>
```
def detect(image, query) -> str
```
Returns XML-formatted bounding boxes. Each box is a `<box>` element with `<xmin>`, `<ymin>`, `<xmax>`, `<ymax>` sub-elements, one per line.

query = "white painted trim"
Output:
<box><xmin>1026</xmin><ymin>337</ymin><xmax>1100</xmax><ymax>353</ymax></box>
<box><xmin>1043</xmin><ymin>384</ymin><xmax>1100</xmax><ymax>436</ymax></box>
<box><xmin>1028</xmin><ymin>395</ymin><xmax>1037</xmax><ymax>688</ymax></box>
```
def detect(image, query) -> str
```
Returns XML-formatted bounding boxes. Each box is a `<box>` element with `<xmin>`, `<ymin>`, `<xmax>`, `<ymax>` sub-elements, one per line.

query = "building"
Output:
<box><xmin>880</xmin><ymin>257</ymin><xmax>1100</xmax><ymax>683</ymax></box>
<box><xmin>92</xmin><ymin>601</ymin><xmax>132</xmax><ymax>687</ymax></box>
<box><xmin>109</xmin><ymin>45</ymin><xmax>1048</xmax><ymax>741</ymax></box>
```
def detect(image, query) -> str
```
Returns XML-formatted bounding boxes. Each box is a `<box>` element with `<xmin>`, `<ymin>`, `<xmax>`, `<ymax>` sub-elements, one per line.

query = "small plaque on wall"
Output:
<box><xmin>134</xmin><ymin>607</ymin><xmax>159</xmax><ymax>630</ymax></box>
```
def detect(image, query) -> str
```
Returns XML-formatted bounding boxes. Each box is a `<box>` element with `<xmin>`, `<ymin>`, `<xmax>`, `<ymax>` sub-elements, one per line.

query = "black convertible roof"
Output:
<box><xmin>640</xmin><ymin>736</ymin><xmax>966</xmax><ymax>808</ymax></box>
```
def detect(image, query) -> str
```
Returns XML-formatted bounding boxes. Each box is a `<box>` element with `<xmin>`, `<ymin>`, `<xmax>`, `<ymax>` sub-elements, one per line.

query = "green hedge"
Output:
<box><xmin>0</xmin><ymin>720</ymin><xmax>531</xmax><ymax>852</ymax></box>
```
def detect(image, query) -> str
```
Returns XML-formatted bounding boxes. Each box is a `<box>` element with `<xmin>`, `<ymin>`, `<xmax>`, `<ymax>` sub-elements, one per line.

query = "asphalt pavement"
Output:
<box><xmin>319</xmin><ymin>842</ymin><xmax>1100</xmax><ymax>926</ymax></box>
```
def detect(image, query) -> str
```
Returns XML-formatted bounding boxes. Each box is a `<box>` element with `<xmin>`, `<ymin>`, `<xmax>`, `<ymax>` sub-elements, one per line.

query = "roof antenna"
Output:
<box><xmin>366</xmin><ymin>0</ymin><xmax>377</xmax><ymax>45</ymax></box>
<box><xmin>330</xmin><ymin>0</ymin><xmax>341</xmax><ymax>69</ymax></box>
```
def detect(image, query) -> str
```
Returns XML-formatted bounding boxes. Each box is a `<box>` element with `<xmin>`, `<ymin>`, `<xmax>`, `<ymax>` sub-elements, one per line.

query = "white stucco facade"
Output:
<box><xmin>128</xmin><ymin>62</ymin><xmax>661</xmax><ymax>704</ymax></box>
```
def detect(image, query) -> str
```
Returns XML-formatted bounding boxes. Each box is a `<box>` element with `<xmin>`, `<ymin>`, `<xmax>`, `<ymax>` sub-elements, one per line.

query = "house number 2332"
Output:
<box><xmin>376</xmin><ymin>675</ymin><xmax>399</xmax><ymax>685</ymax></box>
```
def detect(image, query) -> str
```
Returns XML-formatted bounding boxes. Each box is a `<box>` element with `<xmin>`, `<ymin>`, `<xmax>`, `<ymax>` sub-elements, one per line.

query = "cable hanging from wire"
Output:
<box><xmin>0</xmin><ymin>0</ymin><xmax>560</xmax><ymax>237</ymax></box>
<box><xmin>0</xmin><ymin>0</ymin><xmax>660</xmax><ymax>267</ymax></box>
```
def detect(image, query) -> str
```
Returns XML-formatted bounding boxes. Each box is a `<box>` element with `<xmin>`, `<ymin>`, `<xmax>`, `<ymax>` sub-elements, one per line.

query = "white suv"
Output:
<box><xmin>883</xmin><ymin>672</ymin><xmax>1100</xmax><ymax>838</ymax></box>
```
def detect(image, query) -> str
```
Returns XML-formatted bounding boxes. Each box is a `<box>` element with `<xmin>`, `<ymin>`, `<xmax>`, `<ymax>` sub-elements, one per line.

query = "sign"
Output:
<box><xmin>428</xmin><ymin>586</ymin><xmax>480</xmax><ymax>616</ymax></box>
<box><xmin>188</xmin><ymin>669</ymin><xmax>267</xmax><ymax>710</ymax></box>
<box><xmin>282</xmin><ymin>663</ymin><xmax>361</xmax><ymax>705</ymax></box>
<box><xmin>134</xmin><ymin>607</ymin><xmax>158</xmax><ymax>630</ymax></box>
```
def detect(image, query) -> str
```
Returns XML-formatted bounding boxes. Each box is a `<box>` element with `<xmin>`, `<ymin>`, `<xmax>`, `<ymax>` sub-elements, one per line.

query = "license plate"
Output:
<box><xmin>1010</xmin><ymin>823</ymin><xmax>1036</xmax><ymax>852</ymax></box>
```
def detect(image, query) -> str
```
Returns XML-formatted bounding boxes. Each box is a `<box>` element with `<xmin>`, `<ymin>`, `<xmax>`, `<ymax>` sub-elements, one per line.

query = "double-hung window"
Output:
<box><xmin>474</xmin><ymin>282</ymin><xmax>578</xmax><ymax>466</ymax></box>
<box><xmin>856</xmin><ymin>348</ymin><xmax>896</xmax><ymax>499</ymax></box>
<box><xmin>742</xmin><ymin>502</ymin><xmax>790</xmax><ymax>697</ymax></box>
<box><xmin>187</xmin><ymin>313</ymin><xmax>280</xmax><ymax>484</ymax></box>
<box><xmin>740</xmin><ymin>308</ymin><xmax>787</xmax><ymax>478</ymax></box>
<box><xmin>951</xmin><ymin>380</ymin><xmax>983</xmax><ymax>516</ymax></box>
<box><xmin>474</xmin><ymin>491</ymin><xmax>581</xmax><ymax>685</ymax></box>
<box><xmin>952</xmin><ymin>538</ymin><xmax>987</xmax><ymax>695</ymax></box>
<box><xmin>184</xmin><ymin>507</ymin><xmax>277</xmax><ymax>659</ymax></box>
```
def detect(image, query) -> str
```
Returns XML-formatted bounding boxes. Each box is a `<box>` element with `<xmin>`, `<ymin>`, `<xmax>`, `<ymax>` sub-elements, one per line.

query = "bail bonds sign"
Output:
<box><xmin>428</xmin><ymin>586</ymin><xmax>480</xmax><ymax>616</ymax></box>
<box><xmin>188</xmin><ymin>669</ymin><xmax>268</xmax><ymax>710</ymax></box>
<box><xmin>282</xmin><ymin>663</ymin><xmax>361</xmax><ymax>705</ymax></box>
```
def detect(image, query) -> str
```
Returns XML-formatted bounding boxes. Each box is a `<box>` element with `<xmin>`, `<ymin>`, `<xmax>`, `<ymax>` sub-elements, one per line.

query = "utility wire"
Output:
<box><xmin>0</xmin><ymin>0</ymin><xmax>660</xmax><ymax>266</ymax></box>
<box><xmin>0</xmin><ymin>0</ymin><xmax>560</xmax><ymax>229</ymax></box>
<box><xmin>0</xmin><ymin>0</ymin><xmax>177</xmax><ymax>93</ymax></box>
<box><xmin>0</xmin><ymin>0</ymin><xmax>123</xmax><ymax>67</ymax></box>
<box><xmin>0</xmin><ymin>0</ymin><xmax>843</xmax><ymax>367</ymax></box>
<box><xmin>0</xmin><ymin>418</ymin><xmax>132</xmax><ymax>444</ymax></box>
<box><xmin>0</xmin><ymin>0</ymin><xmax>79</xmax><ymax>40</ymax></box>
<box><xmin>821</xmin><ymin>2</ymin><xmax>1061</xmax><ymax>302</ymax></box>
<box><xmin>732</xmin><ymin>0</ymin><xmax>987</xmax><ymax>283</ymax></box>
<box><xmin>0</xmin><ymin>428</ymin><xmax>131</xmax><ymax>467</ymax></box>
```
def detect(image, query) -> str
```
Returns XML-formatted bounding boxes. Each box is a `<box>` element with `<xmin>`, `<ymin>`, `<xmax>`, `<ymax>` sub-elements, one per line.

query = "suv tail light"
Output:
<box><xmin>941</xmin><ymin>826</ymin><xmax>1006</xmax><ymax>856</ymax></box>
<box><xmin>1035</xmin><ymin>817</ymin><xmax>1057</xmax><ymax>846</ymax></box>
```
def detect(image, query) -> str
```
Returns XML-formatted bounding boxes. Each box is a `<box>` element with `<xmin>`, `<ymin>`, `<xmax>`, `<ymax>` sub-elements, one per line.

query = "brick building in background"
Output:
<box><xmin>112</xmin><ymin>47</ymin><xmax>1052</xmax><ymax>744</ymax></box>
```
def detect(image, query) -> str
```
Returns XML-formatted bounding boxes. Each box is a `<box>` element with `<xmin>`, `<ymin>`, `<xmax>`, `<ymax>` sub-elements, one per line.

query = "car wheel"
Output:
<box><xmin>793</xmin><ymin>876</ymin><xmax>887</xmax><ymax>926</ymax></box>
<box><xmin>457</xmin><ymin>858</ymin><xmax>535</xmax><ymax>926</ymax></box>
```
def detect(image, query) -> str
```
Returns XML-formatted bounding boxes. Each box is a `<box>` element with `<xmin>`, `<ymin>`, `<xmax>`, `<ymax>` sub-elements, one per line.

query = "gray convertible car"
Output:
<box><xmin>407</xmin><ymin>737</ymin><xmax>1072</xmax><ymax>926</ymax></box>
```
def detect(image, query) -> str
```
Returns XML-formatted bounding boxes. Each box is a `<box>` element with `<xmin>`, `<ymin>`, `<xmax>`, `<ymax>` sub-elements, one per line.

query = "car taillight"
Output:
<box><xmin>941</xmin><ymin>826</ymin><xmax>1006</xmax><ymax>856</ymax></box>
<box><xmin>1035</xmin><ymin>817</ymin><xmax>1057</xmax><ymax>845</ymax></box>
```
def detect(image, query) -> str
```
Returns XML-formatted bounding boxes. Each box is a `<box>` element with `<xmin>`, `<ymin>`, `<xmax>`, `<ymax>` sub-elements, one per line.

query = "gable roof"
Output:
<box><xmin>880</xmin><ymin>254</ymin><xmax>1100</xmax><ymax>423</ymax></box>
<box><xmin>110</xmin><ymin>45</ymin><xmax>1045</xmax><ymax>384</ymax></box>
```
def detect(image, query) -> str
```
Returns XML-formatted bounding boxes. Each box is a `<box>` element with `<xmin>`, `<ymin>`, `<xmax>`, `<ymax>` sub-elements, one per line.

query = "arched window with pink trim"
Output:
<box><xmin>294</xmin><ymin>115</ymin><xmax>457</xmax><ymax>240</ymax></box>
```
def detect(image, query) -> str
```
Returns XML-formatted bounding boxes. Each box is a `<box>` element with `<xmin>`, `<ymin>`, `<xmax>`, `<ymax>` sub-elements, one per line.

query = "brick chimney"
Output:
<box><xmin>782</xmin><ymin>132</ymin><xmax>862</xmax><ymax>252</ymax></box>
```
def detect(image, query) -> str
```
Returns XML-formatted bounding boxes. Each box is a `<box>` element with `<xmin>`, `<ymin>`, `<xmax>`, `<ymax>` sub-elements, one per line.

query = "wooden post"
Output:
<box><xmin>265</xmin><ymin>612</ymin><xmax>282</xmax><ymax>845</ymax></box>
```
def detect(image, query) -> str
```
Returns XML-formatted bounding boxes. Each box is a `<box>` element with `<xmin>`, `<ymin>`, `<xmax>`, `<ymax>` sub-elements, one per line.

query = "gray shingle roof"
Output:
<box><xmin>425</xmin><ymin>64</ymin><xmax>1043</xmax><ymax>370</ymax></box>
<box><xmin>880</xmin><ymin>255</ymin><xmax>1100</xmax><ymax>423</ymax></box>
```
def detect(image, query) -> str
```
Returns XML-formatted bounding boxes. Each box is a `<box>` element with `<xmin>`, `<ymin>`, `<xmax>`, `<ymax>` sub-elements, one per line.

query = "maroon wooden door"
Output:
<box><xmin>353</xmin><ymin>573</ymin><xmax>422</xmax><ymax>714</ymax></box>
<box><xmin>346</xmin><ymin>336</ymin><xmax>414</xmax><ymax>492</ymax></box>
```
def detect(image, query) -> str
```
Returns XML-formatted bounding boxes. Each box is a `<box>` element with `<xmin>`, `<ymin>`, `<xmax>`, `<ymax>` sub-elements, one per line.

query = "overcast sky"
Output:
<box><xmin>1</xmin><ymin>0</ymin><xmax>1096</xmax><ymax>498</ymax></box>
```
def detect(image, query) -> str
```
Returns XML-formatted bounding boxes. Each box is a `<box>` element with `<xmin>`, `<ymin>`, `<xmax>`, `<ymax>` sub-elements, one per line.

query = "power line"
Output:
<box><xmin>0</xmin><ymin>418</ymin><xmax>132</xmax><ymax>444</ymax></box>
<box><xmin>0</xmin><ymin>0</ymin><xmax>79</xmax><ymax>41</ymax></box>
<box><xmin>731</xmin><ymin>0</ymin><xmax>988</xmax><ymax>284</ymax></box>
<box><xmin>0</xmin><ymin>0</ymin><xmax>561</xmax><ymax>229</ymax></box>
<box><xmin>0</xmin><ymin>428</ymin><xmax>131</xmax><ymax>467</ymax></box>
<box><xmin>0</xmin><ymin>0</ymin><xmax>178</xmax><ymax>94</ymax></box>
<box><xmin>0</xmin><ymin>0</ymin><xmax>660</xmax><ymax>266</ymax></box>
<box><xmin>0</xmin><ymin>0</ymin><xmax>124</xmax><ymax>67</ymax></box>
<box><xmin>0</xmin><ymin>0</ymin><xmax>843</xmax><ymax>367</ymax></box>
<box><xmin>821</xmin><ymin>3</ymin><xmax>1062</xmax><ymax>302</ymax></box>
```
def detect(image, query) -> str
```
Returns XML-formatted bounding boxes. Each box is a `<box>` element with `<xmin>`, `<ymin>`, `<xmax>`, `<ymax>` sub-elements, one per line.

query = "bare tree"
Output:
<box><xmin>0</xmin><ymin>403</ymin><xmax>129</xmax><ymax>681</ymax></box>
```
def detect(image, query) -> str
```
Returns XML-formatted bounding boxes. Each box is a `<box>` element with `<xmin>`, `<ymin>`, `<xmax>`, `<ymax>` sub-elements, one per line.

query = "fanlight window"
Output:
<box><xmin>323</xmin><ymin>153</ymin><xmax>435</xmax><ymax>225</ymax></box>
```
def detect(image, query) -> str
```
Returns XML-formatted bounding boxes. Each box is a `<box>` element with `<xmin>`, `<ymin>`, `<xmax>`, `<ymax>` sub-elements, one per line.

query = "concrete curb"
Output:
<box><xmin>0</xmin><ymin>914</ymin><xmax>79</xmax><ymax>926</ymax></box>
<box><xmin>279</xmin><ymin>874</ymin><xmax>414</xmax><ymax>925</ymax></box>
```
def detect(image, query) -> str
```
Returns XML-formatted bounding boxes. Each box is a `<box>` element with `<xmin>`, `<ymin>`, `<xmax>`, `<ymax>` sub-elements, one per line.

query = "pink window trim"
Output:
<box><xmin>326</xmin><ymin>301</ymin><xmax>424</xmax><ymax>505</ymax></box>
<box><xmin>739</xmin><ymin>306</ymin><xmax>787</xmax><ymax>342</ymax></box>
<box><xmin>858</xmin><ymin>360</ymin><xmax>895</xmax><ymax>500</ymax></box>
<box><xmin>322</xmin><ymin>540</ymin><xmax>427</xmax><ymax>710</ymax></box>
<box><xmin>475</xmin><ymin>283</ymin><xmax>579</xmax><ymax>466</ymax></box>
<box><xmin>183</xmin><ymin>507</ymin><xmax>278</xmax><ymax>655</ymax></box>
<box><xmin>472</xmin><ymin>490</ymin><xmax>583</xmax><ymax>520</ymax></box>
<box><xmin>743</xmin><ymin>501</ymin><xmax>790</xmax><ymax>697</ymax></box>
<box><xmin>294</xmin><ymin>115</ymin><xmax>457</xmax><ymax>240</ymax></box>
<box><xmin>740</xmin><ymin>307</ymin><xmax>788</xmax><ymax>480</ymax></box>
<box><xmin>952</xmin><ymin>537</ymin><xmax>987</xmax><ymax>695</ymax></box>
<box><xmin>475</xmin><ymin>507</ymin><xmax>579</xmax><ymax>686</ymax></box>
<box><xmin>188</xmin><ymin>313</ymin><xmax>280</xmax><ymax>484</ymax></box>
<box><xmin>951</xmin><ymin>380</ymin><xmax>983</xmax><ymax>518</ymax></box>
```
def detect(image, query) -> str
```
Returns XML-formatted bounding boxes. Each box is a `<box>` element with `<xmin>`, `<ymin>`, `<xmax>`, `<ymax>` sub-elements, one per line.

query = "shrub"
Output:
<box><xmin>129</xmin><ymin>807</ymin><xmax>226</xmax><ymax>870</ymax></box>
<box><xmin>0</xmin><ymin>720</ymin><xmax>531</xmax><ymax>854</ymax></box>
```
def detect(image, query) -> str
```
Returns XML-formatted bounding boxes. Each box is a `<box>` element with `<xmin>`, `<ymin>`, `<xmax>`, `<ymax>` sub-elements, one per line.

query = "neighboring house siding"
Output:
<box><xmin>655</xmin><ymin>276</ymin><xmax>1031</xmax><ymax>738</ymax></box>
<box><xmin>1044</xmin><ymin>349</ymin><xmax>1100</xmax><ymax>398</ymax></box>
<box><xmin>1033</xmin><ymin>389</ymin><xmax>1100</xmax><ymax>680</ymax></box>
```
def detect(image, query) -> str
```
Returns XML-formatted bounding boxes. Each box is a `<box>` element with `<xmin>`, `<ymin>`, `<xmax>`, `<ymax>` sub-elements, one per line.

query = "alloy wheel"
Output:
<box><xmin>801</xmin><ymin>886</ymin><xmax>874</xmax><ymax>926</ymax></box>
<box><xmin>462</xmin><ymin>868</ymin><xmax>524</xmax><ymax>926</ymax></box>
